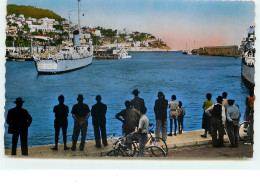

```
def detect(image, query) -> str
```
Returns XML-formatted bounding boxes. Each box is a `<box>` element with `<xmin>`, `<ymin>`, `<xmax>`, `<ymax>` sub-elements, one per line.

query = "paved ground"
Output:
<box><xmin>4</xmin><ymin>130</ymin><xmax>253</xmax><ymax>159</ymax></box>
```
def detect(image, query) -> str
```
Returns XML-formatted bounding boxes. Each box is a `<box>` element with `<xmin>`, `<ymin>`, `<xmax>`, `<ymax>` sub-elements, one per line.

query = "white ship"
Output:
<box><xmin>34</xmin><ymin>0</ymin><xmax>93</xmax><ymax>74</ymax></box>
<box><xmin>241</xmin><ymin>26</ymin><xmax>255</xmax><ymax>89</ymax></box>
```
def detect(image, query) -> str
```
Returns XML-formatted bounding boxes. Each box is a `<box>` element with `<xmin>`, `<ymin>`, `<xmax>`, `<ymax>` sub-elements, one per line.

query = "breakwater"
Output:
<box><xmin>192</xmin><ymin>45</ymin><xmax>241</xmax><ymax>57</ymax></box>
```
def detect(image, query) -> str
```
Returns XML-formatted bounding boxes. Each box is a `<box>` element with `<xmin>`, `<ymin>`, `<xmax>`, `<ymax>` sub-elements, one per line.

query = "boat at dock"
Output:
<box><xmin>240</xmin><ymin>26</ymin><xmax>255</xmax><ymax>89</ymax></box>
<box><xmin>33</xmin><ymin>0</ymin><xmax>93</xmax><ymax>74</ymax></box>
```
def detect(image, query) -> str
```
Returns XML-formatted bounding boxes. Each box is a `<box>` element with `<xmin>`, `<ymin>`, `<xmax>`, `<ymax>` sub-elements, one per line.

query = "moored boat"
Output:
<box><xmin>33</xmin><ymin>0</ymin><xmax>93</xmax><ymax>75</ymax></box>
<box><xmin>241</xmin><ymin>26</ymin><xmax>255</xmax><ymax>89</ymax></box>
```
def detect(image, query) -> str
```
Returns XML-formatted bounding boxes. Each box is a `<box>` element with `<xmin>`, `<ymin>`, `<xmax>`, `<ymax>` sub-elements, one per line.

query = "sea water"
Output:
<box><xmin>4</xmin><ymin>51</ymin><xmax>249</xmax><ymax>148</ymax></box>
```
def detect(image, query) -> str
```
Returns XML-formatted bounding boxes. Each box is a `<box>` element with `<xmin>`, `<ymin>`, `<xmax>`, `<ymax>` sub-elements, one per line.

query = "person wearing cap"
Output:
<box><xmin>130</xmin><ymin>89</ymin><xmax>145</xmax><ymax>112</ymax></box>
<box><xmin>154</xmin><ymin>92</ymin><xmax>168</xmax><ymax>141</ymax></box>
<box><xmin>168</xmin><ymin>95</ymin><xmax>179</xmax><ymax>136</ymax></box>
<box><xmin>52</xmin><ymin>95</ymin><xmax>70</xmax><ymax>151</ymax></box>
<box><xmin>91</xmin><ymin>95</ymin><xmax>108</xmax><ymax>148</ymax></box>
<box><xmin>6</xmin><ymin>97</ymin><xmax>32</xmax><ymax>155</ymax></box>
<box><xmin>205</xmin><ymin>96</ymin><xmax>226</xmax><ymax>147</ymax></box>
<box><xmin>226</xmin><ymin>99</ymin><xmax>241</xmax><ymax>147</ymax></box>
<box><xmin>71</xmin><ymin>94</ymin><xmax>90</xmax><ymax>151</ymax></box>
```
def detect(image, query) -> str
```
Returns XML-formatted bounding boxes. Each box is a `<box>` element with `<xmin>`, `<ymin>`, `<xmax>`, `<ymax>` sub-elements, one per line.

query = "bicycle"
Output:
<box><xmin>133</xmin><ymin>123</ymin><xmax>168</xmax><ymax>156</ymax></box>
<box><xmin>106</xmin><ymin>134</ymin><xmax>136</xmax><ymax>157</ymax></box>
<box><xmin>239</xmin><ymin>121</ymin><xmax>251</xmax><ymax>141</ymax></box>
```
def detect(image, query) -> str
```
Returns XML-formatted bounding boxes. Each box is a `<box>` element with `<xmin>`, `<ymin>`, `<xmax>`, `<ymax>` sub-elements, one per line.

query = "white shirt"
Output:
<box><xmin>138</xmin><ymin>114</ymin><xmax>149</xmax><ymax>134</ymax></box>
<box><xmin>168</xmin><ymin>100</ymin><xmax>178</xmax><ymax>111</ymax></box>
<box><xmin>205</xmin><ymin>103</ymin><xmax>226</xmax><ymax>124</ymax></box>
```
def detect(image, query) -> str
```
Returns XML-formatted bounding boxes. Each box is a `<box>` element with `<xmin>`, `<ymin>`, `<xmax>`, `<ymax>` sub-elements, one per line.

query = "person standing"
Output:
<box><xmin>130</xmin><ymin>89</ymin><xmax>145</xmax><ymax>112</ymax></box>
<box><xmin>177</xmin><ymin>101</ymin><xmax>185</xmax><ymax>134</ymax></box>
<box><xmin>6</xmin><ymin>97</ymin><xmax>32</xmax><ymax>155</ymax></box>
<box><xmin>115</xmin><ymin>100</ymin><xmax>140</xmax><ymax>136</ymax></box>
<box><xmin>154</xmin><ymin>92</ymin><xmax>168</xmax><ymax>141</ymax></box>
<box><xmin>71</xmin><ymin>94</ymin><xmax>90</xmax><ymax>151</ymax></box>
<box><xmin>168</xmin><ymin>95</ymin><xmax>178</xmax><ymax>136</ymax></box>
<box><xmin>245</xmin><ymin>90</ymin><xmax>255</xmax><ymax>144</ymax></box>
<box><xmin>52</xmin><ymin>95</ymin><xmax>70</xmax><ymax>151</ymax></box>
<box><xmin>226</xmin><ymin>99</ymin><xmax>241</xmax><ymax>147</ymax></box>
<box><xmin>134</xmin><ymin>106</ymin><xmax>149</xmax><ymax>157</ymax></box>
<box><xmin>201</xmin><ymin>93</ymin><xmax>214</xmax><ymax>138</ymax></box>
<box><xmin>91</xmin><ymin>95</ymin><xmax>108</xmax><ymax>148</ymax></box>
<box><xmin>205</xmin><ymin>96</ymin><xmax>226</xmax><ymax>147</ymax></box>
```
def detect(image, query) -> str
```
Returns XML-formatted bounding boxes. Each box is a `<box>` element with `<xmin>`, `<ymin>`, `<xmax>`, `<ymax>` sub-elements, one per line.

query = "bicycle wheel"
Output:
<box><xmin>106</xmin><ymin>150</ymin><xmax>116</xmax><ymax>156</ymax></box>
<box><xmin>115</xmin><ymin>147</ymin><xmax>126</xmax><ymax>157</ymax></box>
<box><xmin>146</xmin><ymin>146</ymin><xmax>166</xmax><ymax>157</ymax></box>
<box><xmin>239</xmin><ymin>122</ymin><xmax>249</xmax><ymax>141</ymax></box>
<box><xmin>149</xmin><ymin>137</ymin><xmax>168</xmax><ymax>154</ymax></box>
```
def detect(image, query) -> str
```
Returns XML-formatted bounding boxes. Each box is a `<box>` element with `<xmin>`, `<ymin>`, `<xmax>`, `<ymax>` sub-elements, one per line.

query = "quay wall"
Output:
<box><xmin>192</xmin><ymin>45</ymin><xmax>242</xmax><ymax>57</ymax></box>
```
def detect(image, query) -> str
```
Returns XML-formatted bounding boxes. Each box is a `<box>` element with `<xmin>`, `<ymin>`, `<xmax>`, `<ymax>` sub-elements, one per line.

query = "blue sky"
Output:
<box><xmin>7</xmin><ymin>0</ymin><xmax>255</xmax><ymax>50</ymax></box>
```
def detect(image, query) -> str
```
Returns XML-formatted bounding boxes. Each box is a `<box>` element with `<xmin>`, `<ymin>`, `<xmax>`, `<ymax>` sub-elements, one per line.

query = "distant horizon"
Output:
<box><xmin>7</xmin><ymin>0</ymin><xmax>255</xmax><ymax>50</ymax></box>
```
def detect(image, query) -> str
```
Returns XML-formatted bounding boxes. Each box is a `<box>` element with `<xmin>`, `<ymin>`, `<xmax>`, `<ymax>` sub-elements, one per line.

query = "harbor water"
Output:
<box><xmin>4</xmin><ymin>51</ymin><xmax>249</xmax><ymax>148</ymax></box>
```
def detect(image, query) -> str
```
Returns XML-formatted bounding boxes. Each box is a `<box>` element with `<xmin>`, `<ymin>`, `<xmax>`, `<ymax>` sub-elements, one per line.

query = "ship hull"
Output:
<box><xmin>34</xmin><ymin>55</ymin><xmax>93</xmax><ymax>75</ymax></box>
<box><xmin>241</xmin><ymin>61</ymin><xmax>255</xmax><ymax>90</ymax></box>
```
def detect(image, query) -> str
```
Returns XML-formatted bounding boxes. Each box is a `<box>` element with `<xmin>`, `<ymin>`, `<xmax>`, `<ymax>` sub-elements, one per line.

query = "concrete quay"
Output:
<box><xmin>4</xmin><ymin>130</ymin><xmax>228</xmax><ymax>158</ymax></box>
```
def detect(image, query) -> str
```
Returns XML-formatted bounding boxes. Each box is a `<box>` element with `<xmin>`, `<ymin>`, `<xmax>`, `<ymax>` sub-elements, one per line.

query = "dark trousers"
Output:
<box><xmin>54</xmin><ymin>124</ymin><xmax>68</xmax><ymax>145</ymax></box>
<box><xmin>178</xmin><ymin>117</ymin><xmax>183</xmax><ymax>132</ymax></box>
<box><xmin>170</xmin><ymin>119</ymin><xmax>178</xmax><ymax>133</ymax></box>
<box><xmin>93</xmin><ymin>121</ymin><xmax>107</xmax><ymax>145</ymax></box>
<box><xmin>211</xmin><ymin>117</ymin><xmax>224</xmax><ymax>147</ymax></box>
<box><xmin>72</xmin><ymin>121</ymin><xmax>88</xmax><ymax>150</ymax></box>
<box><xmin>226</xmin><ymin>122</ymin><xmax>239</xmax><ymax>147</ymax></box>
<box><xmin>12</xmin><ymin>131</ymin><xmax>28</xmax><ymax>155</ymax></box>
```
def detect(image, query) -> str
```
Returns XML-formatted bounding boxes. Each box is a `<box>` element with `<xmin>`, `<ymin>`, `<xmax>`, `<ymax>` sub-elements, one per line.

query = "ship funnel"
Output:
<box><xmin>73</xmin><ymin>30</ymin><xmax>80</xmax><ymax>46</ymax></box>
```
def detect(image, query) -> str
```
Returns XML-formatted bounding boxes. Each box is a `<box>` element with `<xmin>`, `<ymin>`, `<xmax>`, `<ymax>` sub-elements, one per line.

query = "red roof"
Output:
<box><xmin>89</xmin><ymin>28</ymin><xmax>96</xmax><ymax>32</ymax></box>
<box><xmin>35</xmin><ymin>34</ymin><xmax>47</xmax><ymax>37</ymax></box>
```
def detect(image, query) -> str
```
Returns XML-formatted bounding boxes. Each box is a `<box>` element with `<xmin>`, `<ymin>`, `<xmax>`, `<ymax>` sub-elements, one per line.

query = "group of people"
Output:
<box><xmin>6</xmin><ymin>89</ymin><xmax>254</xmax><ymax>156</ymax></box>
<box><xmin>6</xmin><ymin>94</ymin><xmax>108</xmax><ymax>155</ymax></box>
<box><xmin>201</xmin><ymin>91</ymin><xmax>255</xmax><ymax>148</ymax></box>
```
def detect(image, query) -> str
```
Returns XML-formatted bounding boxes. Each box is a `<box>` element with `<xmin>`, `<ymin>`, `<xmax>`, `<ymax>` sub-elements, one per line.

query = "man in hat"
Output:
<box><xmin>52</xmin><ymin>95</ymin><xmax>70</xmax><ymax>151</ymax></box>
<box><xmin>91</xmin><ymin>95</ymin><xmax>108</xmax><ymax>148</ymax></box>
<box><xmin>6</xmin><ymin>97</ymin><xmax>32</xmax><ymax>155</ymax></box>
<box><xmin>131</xmin><ymin>89</ymin><xmax>145</xmax><ymax>112</ymax></box>
<box><xmin>226</xmin><ymin>99</ymin><xmax>241</xmax><ymax>147</ymax></box>
<box><xmin>154</xmin><ymin>92</ymin><xmax>168</xmax><ymax>141</ymax></box>
<box><xmin>71</xmin><ymin>94</ymin><xmax>90</xmax><ymax>151</ymax></box>
<box><xmin>205</xmin><ymin>96</ymin><xmax>226</xmax><ymax>147</ymax></box>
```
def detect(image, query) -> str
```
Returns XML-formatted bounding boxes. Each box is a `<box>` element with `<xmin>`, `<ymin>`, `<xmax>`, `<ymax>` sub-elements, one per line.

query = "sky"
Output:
<box><xmin>6</xmin><ymin>0</ymin><xmax>255</xmax><ymax>51</ymax></box>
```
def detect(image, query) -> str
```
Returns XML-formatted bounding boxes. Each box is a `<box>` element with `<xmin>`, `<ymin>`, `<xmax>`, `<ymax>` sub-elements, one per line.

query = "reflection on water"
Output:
<box><xmin>4</xmin><ymin>51</ymin><xmax>249</xmax><ymax>148</ymax></box>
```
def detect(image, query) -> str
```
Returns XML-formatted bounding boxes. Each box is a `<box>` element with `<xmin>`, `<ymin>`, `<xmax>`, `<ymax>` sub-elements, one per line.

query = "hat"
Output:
<box><xmin>216</xmin><ymin>96</ymin><xmax>223</xmax><ymax>103</ymax></box>
<box><xmin>132</xmin><ymin>89</ymin><xmax>140</xmax><ymax>95</ymax></box>
<box><xmin>13</xmin><ymin>97</ymin><xmax>25</xmax><ymax>104</ymax></box>
<box><xmin>228</xmin><ymin>99</ymin><xmax>235</xmax><ymax>105</ymax></box>
<box><xmin>77</xmin><ymin>94</ymin><xmax>84</xmax><ymax>101</ymax></box>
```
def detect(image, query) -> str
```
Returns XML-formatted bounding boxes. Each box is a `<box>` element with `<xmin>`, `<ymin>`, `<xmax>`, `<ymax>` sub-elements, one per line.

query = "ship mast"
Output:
<box><xmin>78</xmin><ymin>0</ymin><xmax>81</xmax><ymax>39</ymax></box>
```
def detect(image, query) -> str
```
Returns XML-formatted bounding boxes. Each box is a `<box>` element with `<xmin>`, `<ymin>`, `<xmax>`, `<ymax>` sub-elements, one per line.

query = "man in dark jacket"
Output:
<box><xmin>115</xmin><ymin>101</ymin><xmax>140</xmax><ymax>136</ymax></box>
<box><xmin>205</xmin><ymin>96</ymin><xmax>226</xmax><ymax>147</ymax></box>
<box><xmin>131</xmin><ymin>89</ymin><xmax>145</xmax><ymax>112</ymax></box>
<box><xmin>52</xmin><ymin>95</ymin><xmax>70</xmax><ymax>151</ymax></box>
<box><xmin>154</xmin><ymin>92</ymin><xmax>168</xmax><ymax>141</ymax></box>
<box><xmin>6</xmin><ymin>97</ymin><xmax>32</xmax><ymax>155</ymax></box>
<box><xmin>91</xmin><ymin>95</ymin><xmax>108</xmax><ymax>148</ymax></box>
<box><xmin>71</xmin><ymin>94</ymin><xmax>90</xmax><ymax>151</ymax></box>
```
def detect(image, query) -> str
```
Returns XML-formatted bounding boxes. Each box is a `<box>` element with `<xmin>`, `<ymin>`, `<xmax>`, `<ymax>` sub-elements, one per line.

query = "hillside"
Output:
<box><xmin>7</xmin><ymin>4</ymin><xmax>65</xmax><ymax>22</ymax></box>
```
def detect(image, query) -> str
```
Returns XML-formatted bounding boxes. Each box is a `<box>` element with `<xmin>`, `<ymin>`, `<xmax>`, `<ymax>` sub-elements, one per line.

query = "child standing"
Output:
<box><xmin>177</xmin><ymin>101</ymin><xmax>185</xmax><ymax>134</ymax></box>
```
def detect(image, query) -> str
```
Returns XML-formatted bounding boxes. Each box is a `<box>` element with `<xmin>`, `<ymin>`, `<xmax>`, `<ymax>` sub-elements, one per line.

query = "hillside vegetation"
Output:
<box><xmin>7</xmin><ymin>4</ymin><xmax>65</xmax><ymax>22</ymax></box>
